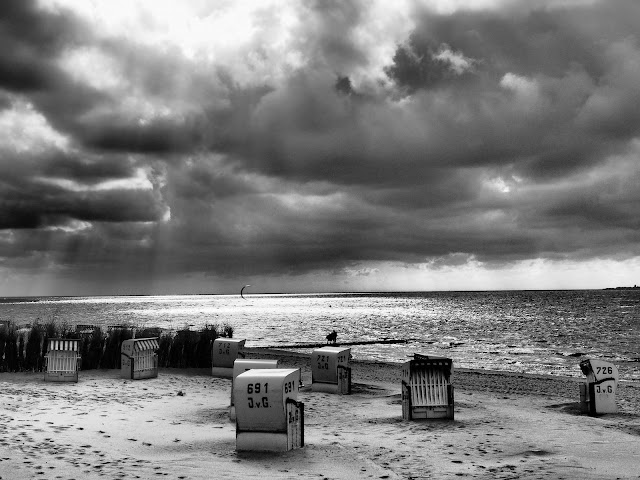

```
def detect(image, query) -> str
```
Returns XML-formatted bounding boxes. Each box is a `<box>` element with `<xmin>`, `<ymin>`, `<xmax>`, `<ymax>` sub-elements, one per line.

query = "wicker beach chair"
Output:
<box><xmin>44</xmin><ymin>338</ymin><xmax>81</xmax><ymax>383</ymax></box>
<box><xmin>402</xmin><ymin>353</ymin><xmax>454</xmax><ymax>420</ymax></box>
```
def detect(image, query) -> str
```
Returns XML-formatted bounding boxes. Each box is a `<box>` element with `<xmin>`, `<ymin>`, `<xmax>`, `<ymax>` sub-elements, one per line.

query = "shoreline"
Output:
<box><xmin>244</xmin><ymin>347</ymin><xmax>640</xmax><ymax>416</ymax></box>
<box><xmin>1</xmin><ymin>350</ymin><xmax>639</xmax><ymax>479</ymax></box>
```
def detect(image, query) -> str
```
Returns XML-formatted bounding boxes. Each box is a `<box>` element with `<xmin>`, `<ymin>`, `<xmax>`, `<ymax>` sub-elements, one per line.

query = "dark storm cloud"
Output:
<box><xmin>82</xmin><ymin>119</ymin><xmax>201</xmax><ymax>154</ymax></box>
<box><xmin>160</xmin><ymin>0</ymin><xmax>640</xmax><ymax>277</ymax></box>
<box><xmin>0</xmin><ymin>179</ymin><xmax>166</xmax><ymax>229</ymax></box>
<box><xmin>0</xmin><ymin>221</ymin><xmax>159</xmax><ymax>276</ymax></box>
<box><xmin>399</xmin><ymin>0</ymin><xmax>640</xmax><ymax>142</ymax></box>
<box><xmin>70</xmin><ymin>38</ymin><xmax>227</xmax><ymax>154</ymax></box>
<box><xmin>171</xmin><ymin>159</ymin><xmax>260</xmax><ymax>201</ymax></box>
<box><xmin>0</xmin><ymin>132</ymin><xmax>166</xmax><ymax>230</ymax></box>
<box><xmin>2</xmin><ymin>0</ymin><xmax>640</xmax><ymax>292</ymax></box>
<box><xmin>227</xmin><ymin>2</ymin><xmax>639</xmax><ymax>206</ymax></box>
<box><xmin>0</xmin><ymin>0</ymin><xmax>113</xmax><ymax>148</ymax></box>
<box><xmin>0</xmin><ymin>0</ymin><xmax>85</xmax><ymax>91</ymax></box>
<box><xmin>383</xmin><ymin>37</ymin><xmax>470</xmax><ymax>92</ymax></box>
<box><xmin>0</xmin><ymin>0</ymin><xmax>172</xmax><ymax>244</ymax></box>
<box><xmin>335</xmin><ymin>76</ymin><xmax>353</xmax><ymax>95</ymax></box>
<box><xmin>40</xmin><ymin>153</ymin><xmax>137</xmax><ymax>184</ymax></box>
<box><xmin>0</xmin><ymin>0</ymin><xmax>210</xmax><ymax>156</ymax></box>
<box><xmin>0</xmin><ymin>91</ymin><xmax>10</xmax><ymax>109</ymax></box>
<box><xmin>0</xmin><ymin>1</ymin><xmax>82</xmax><ymax>53</ymax></box>
<box><xmin>299</xmin><ymin>0</ymin><xmax>370</xmax><ymax>72</ymax></box>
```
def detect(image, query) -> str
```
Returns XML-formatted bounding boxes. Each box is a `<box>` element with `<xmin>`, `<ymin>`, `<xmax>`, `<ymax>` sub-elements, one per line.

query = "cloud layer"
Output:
<box><xmin>1</xmin><ymin>0</ymin><xmax>640</xmax><ymax>294</ymax></box>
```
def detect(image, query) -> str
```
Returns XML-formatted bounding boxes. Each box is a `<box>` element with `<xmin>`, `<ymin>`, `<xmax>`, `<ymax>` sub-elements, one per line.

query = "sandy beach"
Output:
<box><xmin>1</xmin><ymin>349</ymin><xmax>639</xmax><ymax>480</ymax></box>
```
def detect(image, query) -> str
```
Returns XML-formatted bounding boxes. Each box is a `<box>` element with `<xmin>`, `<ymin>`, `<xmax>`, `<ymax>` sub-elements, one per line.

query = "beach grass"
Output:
<box><xmin>0</xmin><ymin>320</ymin><xmax>234</xmax><ymax>372</ymax></box>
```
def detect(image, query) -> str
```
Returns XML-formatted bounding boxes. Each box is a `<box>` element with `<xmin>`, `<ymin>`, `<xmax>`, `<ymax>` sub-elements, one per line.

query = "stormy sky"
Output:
<box><xmin>1</xmin><ymin>0</ymin><xmax>640</xmax><ymax>295</ymax></box>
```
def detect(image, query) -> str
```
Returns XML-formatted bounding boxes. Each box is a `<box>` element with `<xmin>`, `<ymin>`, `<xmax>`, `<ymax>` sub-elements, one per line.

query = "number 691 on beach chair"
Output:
<box><xmin>234</xmin><ymin>368</ymin><xmax>304</xmax><ymax>452</ymax></box>
<box><xmin>44</xmin><ymin>338</ymin><xmax>81</xmax><ymax>383</ymax></box>
<box><xmin>402</xmin><ymin>354</ymin><xmax>454</xmax><ymax>420</ymax></box>
<box><xmin>230</xmin><ymin>358</ymin><xmax>280</xmax><ymax>421</ymax></box>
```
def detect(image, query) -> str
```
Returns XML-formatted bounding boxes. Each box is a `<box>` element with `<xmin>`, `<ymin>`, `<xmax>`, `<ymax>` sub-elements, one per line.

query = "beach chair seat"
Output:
<box><xmin>235</xmin><ymin>368</ymin><xmax>304</xmax><ymax>452</ymax></box>
<box><xmin>402</xmin><ymin>354</ymin><xmax>454</xmax><ymax>420</ymax></box>
<box><xmin>311</xmin><ymin>346</ymin><xmax>351</xmax><ymax>394</ymax></box>
<box><xmin>44</xmin><ymin>339</ymin><xmax>81</xmax><ymax>383</ymax></box>
<box><xmin>121</xmin><ymin>337</ymin><xmax>159</xmax><ymax>380</ymax></box>
<box><xmin>230</xmin><ymin>358</ymin><xmax>280</xmax><ymax>420</ymax></box>
<box><xmin>579</xmin><ymin>359</ymin><xmax>618</xmax><ymax>415</ymax></box>
<box><xmin>212</xmin><ymin>338</ymin><xmax>246</xmax><ymax>378</ymax></box>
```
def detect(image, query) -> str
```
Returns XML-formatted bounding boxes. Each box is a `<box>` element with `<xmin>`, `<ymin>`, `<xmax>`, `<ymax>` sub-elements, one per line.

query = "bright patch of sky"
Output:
<box><xmin>0</xmin><ymin>99</ymin><xmax>70</xmax><ymax>153</ymax></box>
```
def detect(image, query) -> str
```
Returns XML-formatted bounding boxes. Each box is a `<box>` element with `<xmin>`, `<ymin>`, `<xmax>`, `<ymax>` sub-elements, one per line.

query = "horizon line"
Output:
<box><xmin>2</xmin><ymin>286</ymin><xmax>638</xmax><ymax>299</ymax></box>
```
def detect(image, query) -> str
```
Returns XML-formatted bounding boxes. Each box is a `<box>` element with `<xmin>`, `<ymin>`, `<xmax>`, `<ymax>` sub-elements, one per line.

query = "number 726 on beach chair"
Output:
<box><xmin>579</xmin><ymin>358</ymin><xmax>619</xmax><ymax>415</ymax></box>
<box><xmin>44</xmin><ymin>338</ymin><xmax>81</xmax><ymax>383</ymax></box>
<box><xmin>402</xmin><ymin>354</ymin><xmax>454</xmax><ymax>420</ymax></box>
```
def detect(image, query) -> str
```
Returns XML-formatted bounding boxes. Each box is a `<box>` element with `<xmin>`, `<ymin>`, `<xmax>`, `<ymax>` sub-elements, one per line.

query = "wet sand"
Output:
<box><xmin>1</xmin><ymin>349</ymin><xmax>639</xmax><ymax>479</ymax></box>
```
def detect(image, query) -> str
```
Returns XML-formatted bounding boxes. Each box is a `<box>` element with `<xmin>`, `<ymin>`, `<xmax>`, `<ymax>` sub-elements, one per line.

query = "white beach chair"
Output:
<box><xmin>402</xmin><ymin>354</ymin><xmax>454</xmax><ymax>420</ymax></box>
<box><xmin>121</xmin><ymin>337</ymin><xmax>159</xmax><ymax>380</ymax></box>
<box><xmin>579</xmin><ymin>358</ymin><xmax>619</xmax><ymax>415</ymax></box>
<box><xmin>44</xmin><ymin>338</ymin><xmax>81</xmax><ymax>383</ymax></box>
<box><xmin>230</xmin><ymin>358</ymin><xmax>280</xmax><ymax>420</ymax></box>
<box><xmin>311</xmin><ymin>346</ymin><xmax>351</xmax><ymax>394</ymax></box>
<box><xmin>211</xmin><ymin>338</ymin><xmax>246</xmax><ymax>377</ymax></box>
<box><xmin>235</xmin><ymin>368</ymin><xmax>304</xmax><ymax>452</ymax></box>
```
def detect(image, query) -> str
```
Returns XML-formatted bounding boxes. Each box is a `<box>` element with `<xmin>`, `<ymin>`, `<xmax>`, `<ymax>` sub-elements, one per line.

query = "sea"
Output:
<box><xmin>1</xmin><ymin>290</ymin><xmax>638</xmax><ymax>381</ymax></box>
